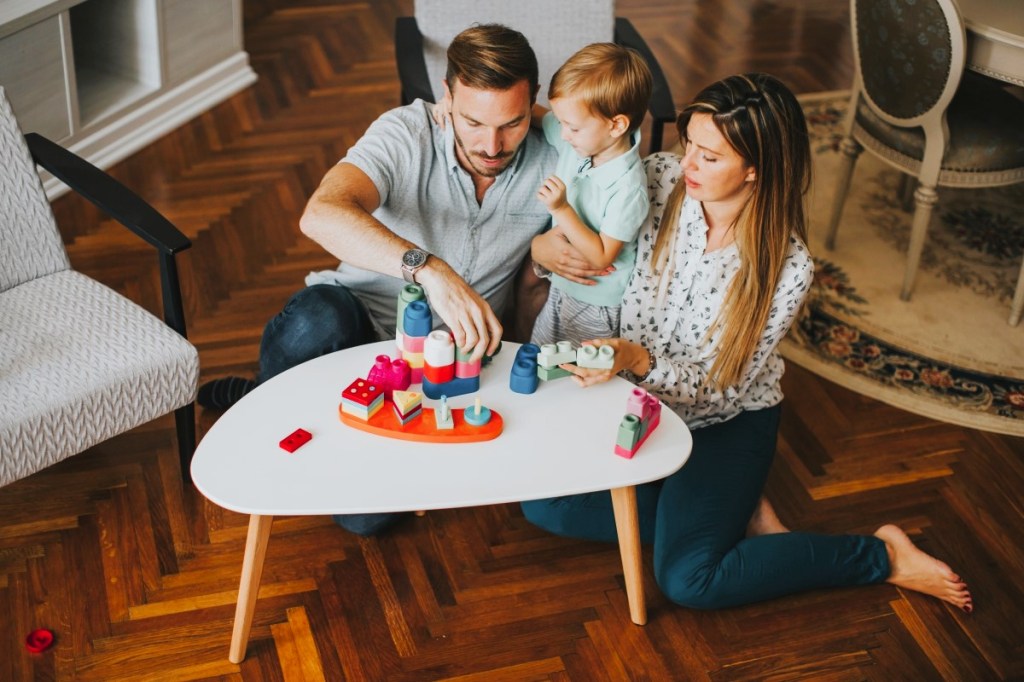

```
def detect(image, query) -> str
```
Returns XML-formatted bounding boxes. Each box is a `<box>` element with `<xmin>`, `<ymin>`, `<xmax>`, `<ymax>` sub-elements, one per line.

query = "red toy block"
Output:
<box><xmin>25</xmin><ymin>628</ymin><xmax>54</xmax><ymax>653</ymax></box>
<box><xmin>279</xmin><ymin>428</ymin><xmax>312</xmax><ymax>452</ymax></box>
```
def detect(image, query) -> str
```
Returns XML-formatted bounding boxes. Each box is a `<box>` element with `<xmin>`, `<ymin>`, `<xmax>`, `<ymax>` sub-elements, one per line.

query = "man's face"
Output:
<box><xmin>444</xmin><ymin>78</ymin><xmax>533</xmax><ymax>178</ymax></box>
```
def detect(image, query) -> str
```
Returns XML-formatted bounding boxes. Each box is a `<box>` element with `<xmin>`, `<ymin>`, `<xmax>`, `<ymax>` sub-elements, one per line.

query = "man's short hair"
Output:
<box><xmin>446</xmin><ymin>24</ymin><xmax>539</xmax><ymax>99</ymax></box>
<box><xmin>549</xmin><ymin>43</ymin><xmax>653</xmax><ymax>134</ymax></box>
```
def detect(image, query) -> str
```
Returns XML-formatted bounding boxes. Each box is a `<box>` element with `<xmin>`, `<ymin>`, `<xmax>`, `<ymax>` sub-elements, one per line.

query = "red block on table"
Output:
<box><xmin>279</xmin><ymin>428</ymin><xmax>312</xmax><ymax>452</ymax></box>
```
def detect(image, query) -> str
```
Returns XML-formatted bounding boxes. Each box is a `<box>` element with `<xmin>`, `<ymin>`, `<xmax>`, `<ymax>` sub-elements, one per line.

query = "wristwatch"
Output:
<box><xmin>401</xmin><ymin>248</ymin><xmax>431</xmax><ymax>283</ymax></box>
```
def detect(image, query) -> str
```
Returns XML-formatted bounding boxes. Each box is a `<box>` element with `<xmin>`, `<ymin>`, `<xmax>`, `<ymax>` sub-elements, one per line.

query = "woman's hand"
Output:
<box><xmin>562</xmin><ymin>338</ymin><xmax>651</xmax><ymax>388</ymax></box>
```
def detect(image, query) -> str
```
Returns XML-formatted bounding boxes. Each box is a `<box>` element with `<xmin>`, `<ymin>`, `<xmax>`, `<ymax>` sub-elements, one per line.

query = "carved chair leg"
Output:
<box><xmin>900</xmin><ymin>184</ymin><xmax>939</xmax><ymax>301</ymax></box>
<box><xmin>825</xmin><ymin>137</ymin><xmax>862</xmax><ymax>250</ymax></box>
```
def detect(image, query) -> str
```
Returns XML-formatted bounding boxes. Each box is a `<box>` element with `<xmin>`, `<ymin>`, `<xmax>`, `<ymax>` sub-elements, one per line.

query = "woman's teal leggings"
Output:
<box><xmin>520</xmin><ymin>405</ymin><xmax>890</xmax><ymax>609</ymax></box>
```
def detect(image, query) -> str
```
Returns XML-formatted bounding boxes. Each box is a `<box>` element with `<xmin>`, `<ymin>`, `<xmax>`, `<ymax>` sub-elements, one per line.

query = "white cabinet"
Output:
<box><xmin>0</xmin><ymin>0</ymin><xmax>257</xmax><ymax>198</ymax></box>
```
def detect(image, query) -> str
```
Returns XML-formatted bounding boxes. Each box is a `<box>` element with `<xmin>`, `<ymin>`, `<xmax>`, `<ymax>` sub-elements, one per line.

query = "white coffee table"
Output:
<box><xmin>191</xmin><ymin>340</ymin><xmax>692</xmax><ymax>663</ymax></box>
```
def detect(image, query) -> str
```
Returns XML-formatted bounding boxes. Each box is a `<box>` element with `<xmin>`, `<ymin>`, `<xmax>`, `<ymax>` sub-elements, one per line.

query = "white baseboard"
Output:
<box><xmin>44</xmin><ymin>52</ymin><xmax>258</xmax><ymax>199</ymax></box>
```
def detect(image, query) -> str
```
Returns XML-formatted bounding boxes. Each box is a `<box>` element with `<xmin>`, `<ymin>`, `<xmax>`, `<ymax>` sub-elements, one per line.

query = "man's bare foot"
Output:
<box><xmin>875</xmin><ymin>524</ymin><xmax>973</xmax><ymax>612</ymax></box>
<box><xmin>746</xmin><ymin>496</ymin><xmax>789</xmax><ymax>537</ymax></box>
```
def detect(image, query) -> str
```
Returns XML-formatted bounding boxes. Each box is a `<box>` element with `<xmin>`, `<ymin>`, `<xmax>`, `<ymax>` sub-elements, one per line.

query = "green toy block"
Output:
<box><xmin>616</xmin><ymin>414</ymin><xmax>642</xmax><ymax>450</ymax></box>
<box><xmin>537</xmin><ymin>365</ymin><xmax>573</xmax><ymax>381</ymax></box>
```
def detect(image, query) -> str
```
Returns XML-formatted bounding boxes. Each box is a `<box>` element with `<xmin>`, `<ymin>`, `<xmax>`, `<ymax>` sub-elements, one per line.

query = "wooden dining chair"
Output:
<box><xmin>824</xmin><ymin>0</ymin><xmax>1024</xmax><ymax>325</ymax></box>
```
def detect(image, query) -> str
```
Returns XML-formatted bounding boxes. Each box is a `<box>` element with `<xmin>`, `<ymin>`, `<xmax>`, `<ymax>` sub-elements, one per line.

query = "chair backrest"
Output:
<box><xmin>414</xmin><ymin>0</ymin><xmax>615</xmax><ymax>106</ymax></box>
<box><xmin>851</xmin><ymin>0</ymin><xmax>966</xmax><ymax>127</ymax></box>
<box><xmin>0</xmin><ymin>87</ymin><xmax>69</xmax><ymax>293</ymax></box>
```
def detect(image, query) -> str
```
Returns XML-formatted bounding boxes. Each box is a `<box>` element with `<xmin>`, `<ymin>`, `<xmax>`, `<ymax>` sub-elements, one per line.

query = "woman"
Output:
<box><xmin>527</xmin><ymin>73</ymin><xmax>972</xmax><ymax>612</ymax></box>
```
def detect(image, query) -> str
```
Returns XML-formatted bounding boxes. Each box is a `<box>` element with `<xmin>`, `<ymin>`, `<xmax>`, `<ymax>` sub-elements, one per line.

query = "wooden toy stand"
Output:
<box><xmin>339</xmin><ymin>405</ymin><xmax>503</xmax><ymax>443</ymax></box>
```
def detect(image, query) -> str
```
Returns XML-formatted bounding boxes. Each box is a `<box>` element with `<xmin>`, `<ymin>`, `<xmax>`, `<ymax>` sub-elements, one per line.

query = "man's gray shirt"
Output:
<box><xmin>306</xmin><ymin>100</ymin><xmax>556</xmax><ymax>337</ymax></box>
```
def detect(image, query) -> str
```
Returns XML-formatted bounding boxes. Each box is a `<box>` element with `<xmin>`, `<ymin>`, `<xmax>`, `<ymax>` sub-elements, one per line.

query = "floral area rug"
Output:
<box><xmin>779</xmin><ymin>92</ymin><xmax>1024</xmax><ymax>436</ymax></box>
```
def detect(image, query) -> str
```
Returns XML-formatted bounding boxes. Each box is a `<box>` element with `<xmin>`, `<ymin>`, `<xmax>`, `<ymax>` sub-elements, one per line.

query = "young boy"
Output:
<box><xmin>528</xmin><ymin>42</ymin><xmax>652</xmax><ymax>347</ymax></box>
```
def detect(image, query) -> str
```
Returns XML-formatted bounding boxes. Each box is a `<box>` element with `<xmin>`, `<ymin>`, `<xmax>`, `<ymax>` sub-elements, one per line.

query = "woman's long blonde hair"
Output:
<box><xmin>651</xmin><ymin>73</ymin><xmax>811</xmax><ymax>390</ymax></box>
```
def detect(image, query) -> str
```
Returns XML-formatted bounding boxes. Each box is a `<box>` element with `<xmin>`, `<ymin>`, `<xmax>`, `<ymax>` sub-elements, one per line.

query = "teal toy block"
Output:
<box><xmin>396</xmin><ymin>283</ymin><xmax>425</xmax><ymax>336</ymax></box>
<box><xmin>616</xmin><ymin>414</ymin><xmax>641</xmax><ymax>450</ymax></box>
<box><xmin>537</xmin><ymin>365</ymin><xmax>573</xmax><ymax>381</ymax></box>
<box><xmin>537</xmin><ymin>340</ymin><xmax>577</xmax><ymax>368</ymax></box>
<box><xmin>576</xmin><ymin>344</ymin><xmax>615</xmax><ymax>369</ymax></box>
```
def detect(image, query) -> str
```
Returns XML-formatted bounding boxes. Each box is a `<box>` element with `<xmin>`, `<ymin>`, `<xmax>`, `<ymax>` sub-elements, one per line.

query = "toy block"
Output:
<box><xmin>509</xmin><ymin>357</ymin><xmax>539</xmax><ymax>394</ymax></box>
<box><xmin>367</xmin><ymin>354</ymin><xmax>392</xmax><ymax>386</ymax></box>
<box><xmin>614</xmin><ymin>388</ymin><xmax>662</xmax><ymax>458</ymax></box>
<box><xmin>341</xmin><ymin>378</ymin><xmax>385</xmax><ymax>420</ymax></box>
<box><xmin>538</xmin><ymin>364</ymin><xmax>573</xmax><ymax>381</ymax></box>
<box><xmin>392</xmin><ymin>389</ymin><xmax>422</xmax><ymax>415</ymax></box>
<box><xmin>396</xmin><ymin>283</ymin><xmax>425</xmax><ymax>336</ymax></box>
<box><xmin>455</xmin><ymin>358</ymin><xmax>481</xmax><ymax>378</ymax></box>
<box><xmin>341</xmin><ymin>378</ymin><xmax>384</xmax><ymax>407</ymax></box>
<box><xmin>454</xmin><ymin>345</ymin><xmax>474</xmax><ymax>363</ymax></box>
<box><xmin>424</xmin><ymin>330</ymin><xmax>455</xmax><ymax>365</ymax></box>
<box><xmin>615</xmin><ymin>415</ymin><xmax>641</xmax><ymax>449</ymax></box>
<box><xmin>389</xmin><ymin>359</ymin><xmax>412</xmax><ymax>392</ymax></box>
<box><xmin>394</xmin><ymin>405</ymin><xmax>423</xmax><ymax>425</ymax></box>
<box><xmin>577</xmin><ymin>344</ymin><xmax>615</xmax><ymax>369</ymax></box>
<box><xmin>463</xmin><ymin>397</ymin><xmax>492</xmax><ymax>426</ymax></box>
<box><xmin>279</xmin><ymin>428</ymin><xmax>312</xmax><ymax>453</ymax></box>
<box><xmin>403</xmin><ymin>300</ymin><xmax>432</xmax><ymax>337</ymax></box>
<box><xmin>515</xmin><ymin>343</ymin><xmax>540</xmax><ymax>364</ymax></box>
<box><xmin>401</xmin><ymin>349</ymin><xmax>424</xmax><ymax>368</ymax></box>
<box><xmin>402</xmin><ymin>333</ymin><xmax>426</xmax><ymax>353</ymax></box>
<box><xmin>421</xmin><ymin>374</ymin><xmax>479</xmax><ymax>399</ymax></box>
<box><xmin>435</xmin><ymin>396</ymin><xmax>454</xmax><ymax>429</ymax></box>
<box><xmin>537</xmin><ymin>340</ymin><xmax>577</xmax><ymax>367</ymax></box>
<box><xmin>422</xmin><ymin>362</ymin><xmax>455</xmax><ymax>384</ymax></box>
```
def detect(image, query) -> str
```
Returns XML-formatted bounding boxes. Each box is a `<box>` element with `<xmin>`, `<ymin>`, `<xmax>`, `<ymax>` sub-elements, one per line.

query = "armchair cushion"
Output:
<box><xmin>0</xmin><ymin>270</ymin><xmax>198</xmax><ymax>486</ymax></box>
<box><xmin>855</xmin><ymin>74</ymin><xmax>1024</xmax><ymax>174</ymax></box>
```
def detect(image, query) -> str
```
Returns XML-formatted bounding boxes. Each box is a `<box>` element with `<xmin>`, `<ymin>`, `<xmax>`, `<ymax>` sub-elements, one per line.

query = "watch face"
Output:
<box><xmin>403</xmin><ymin>249</ymin><xmax>428</xmax><ymax>269</ymax></box>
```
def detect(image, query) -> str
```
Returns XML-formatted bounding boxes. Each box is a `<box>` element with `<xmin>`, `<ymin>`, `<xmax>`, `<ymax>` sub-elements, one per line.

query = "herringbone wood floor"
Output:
<box><xmin>4</xmin><ymin>1</ymin><xmax>1023</xmax><ymax>679</ymax></box>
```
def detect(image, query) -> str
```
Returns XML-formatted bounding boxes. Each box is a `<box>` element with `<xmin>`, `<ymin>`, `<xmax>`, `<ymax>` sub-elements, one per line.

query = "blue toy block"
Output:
<box><xmin>403</xmin><ymin>300</ymin><xmax>432</xmax><ymax>337</ymax></box>
<box><xmin>396</xmin><ymin>284</ymin><xmax>425</xmax><ymax>336</ymax></box>
<box><xmin>421</xmin><ymin>374</ymin><xmax>479</xmax><ymax>399</ymax></box>
<box><xmin>509</xmin><ymin>357</ymin><xmax>539</xmax><ymax>394</ymax></box>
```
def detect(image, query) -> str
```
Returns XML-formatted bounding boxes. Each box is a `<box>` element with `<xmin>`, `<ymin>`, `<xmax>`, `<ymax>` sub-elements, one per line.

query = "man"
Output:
<box><xmin>197</xmin><ymin>24</ymin><xmax>558</xmax><ymax>535</ymax></box>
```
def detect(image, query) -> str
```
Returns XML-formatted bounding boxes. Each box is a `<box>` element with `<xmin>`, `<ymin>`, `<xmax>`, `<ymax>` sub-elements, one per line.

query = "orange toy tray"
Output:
<box><xmin>339</xmin><ymin>404</ymin><xmax>503</xmax><ymax>443</ymax></box>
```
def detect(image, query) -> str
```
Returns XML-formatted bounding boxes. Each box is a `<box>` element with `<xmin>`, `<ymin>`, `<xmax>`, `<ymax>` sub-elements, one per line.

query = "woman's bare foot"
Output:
<box><xmin>875</xmin><ymin>524</ymin><xmax>973</xmax><ymax>613</ymax></box>
<box><xmin>746</xmin><ymin>496</ymin><xmax>789</xmax><ymax>537</ymax></box>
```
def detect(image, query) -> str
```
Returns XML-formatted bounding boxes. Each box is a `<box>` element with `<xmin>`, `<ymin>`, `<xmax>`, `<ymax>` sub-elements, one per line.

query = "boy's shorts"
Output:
<box><xmin>530</xmin><ymin>286</ymin><xmax>620</xmax><ymax>347</ymax></box>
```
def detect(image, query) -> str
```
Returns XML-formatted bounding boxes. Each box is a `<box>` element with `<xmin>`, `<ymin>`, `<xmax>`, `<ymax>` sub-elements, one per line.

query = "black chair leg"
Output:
<box><xmin>175</xmin><ymin>402</ymin><xmax>196</xmax><ymax>483</ymax></box>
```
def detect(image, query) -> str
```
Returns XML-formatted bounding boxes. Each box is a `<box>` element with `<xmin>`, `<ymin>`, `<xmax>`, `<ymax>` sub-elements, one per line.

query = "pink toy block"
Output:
<box><xmin>455</xmin><ymin>359</ymin><xmax>481</xmax><ymax>378</ymax></box>
<box><xmin>280</xmin><ymin>428</ymin><xmax>312</xmax><ymax>453</ymax></box>
<box><xmin>389</xmin><ymin>359</ymin><xmax>412</xmax><ymax>392</ymax></box>
<box><xmin>614</xmin><ymin>388</ymin><xmax>662</xmax><ymax>458</ymax></box>
<box><xmin>403</xmin><ymin>333</ymin><xmax>426</xmax><ymax>353</ymax></box>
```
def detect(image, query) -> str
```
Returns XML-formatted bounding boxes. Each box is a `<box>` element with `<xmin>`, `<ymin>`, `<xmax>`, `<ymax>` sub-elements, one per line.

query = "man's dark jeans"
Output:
<box><xmin>261</xmin><ymin>284</ymin><xmax>404</xmax><ymax>536</ymax></box>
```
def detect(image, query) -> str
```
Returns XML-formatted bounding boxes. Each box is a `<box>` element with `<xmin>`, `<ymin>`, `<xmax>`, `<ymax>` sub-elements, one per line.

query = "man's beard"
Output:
<box><xmin>453</xmin><ymin>128</ymin><xmax>516</xmax><ymax>178</ymax></box>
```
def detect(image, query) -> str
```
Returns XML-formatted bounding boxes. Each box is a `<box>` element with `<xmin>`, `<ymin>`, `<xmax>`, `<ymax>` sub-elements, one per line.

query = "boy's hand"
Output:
<box><xmin>431</xmin><ymin>94</ymin><xmax>453</xmax><ymax>129</ymax></box>
<box><xmin>537</xmin><ymin>175</ymin><xmax>568</xmax><ymax>212</ymax></box>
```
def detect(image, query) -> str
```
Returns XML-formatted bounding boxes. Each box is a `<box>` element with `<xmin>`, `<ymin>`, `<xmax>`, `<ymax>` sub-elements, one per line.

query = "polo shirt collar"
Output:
<box><xmin>581</xmin><ymin>130</ymin><xmax>642</xmax><ymax>189</ymax></box>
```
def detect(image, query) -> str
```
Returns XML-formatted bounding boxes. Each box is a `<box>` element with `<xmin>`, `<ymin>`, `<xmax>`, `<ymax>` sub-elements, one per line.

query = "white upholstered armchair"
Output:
<box><xmin>0</xmin><ymin>86</ymin><xmax>199</xmax><ymax>488</ymax></box>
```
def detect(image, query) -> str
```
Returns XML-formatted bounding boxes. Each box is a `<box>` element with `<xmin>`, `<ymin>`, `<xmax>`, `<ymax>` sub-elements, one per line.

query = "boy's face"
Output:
<box><xmin>549</xmin><ymin>96</ymin><xmax>625</xmax><ymax>163</ymax></box>
<box><xmin>444</xmin><ymin>78</ymin><xmax>533</xmax><ymax>178</ymax></box>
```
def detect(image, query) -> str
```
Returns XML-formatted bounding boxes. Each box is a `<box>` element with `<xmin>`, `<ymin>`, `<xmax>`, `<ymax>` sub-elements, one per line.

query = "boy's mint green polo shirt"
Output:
<box><xmin>543</xmin><ymin>112</ymin><xmax>649</xmax><ymax>307</ymax></box>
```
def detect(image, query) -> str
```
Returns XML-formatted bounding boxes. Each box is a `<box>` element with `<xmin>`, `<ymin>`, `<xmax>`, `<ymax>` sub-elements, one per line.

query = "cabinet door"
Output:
<box><xmin>162</xmin><ymin>0</ymin><xmax>240</xmax><ymax>85</ymax></box>
<box><xmin>0</xmin><ymin>16</ymin><xmax>72</xmax><ymax>141</ymax></box>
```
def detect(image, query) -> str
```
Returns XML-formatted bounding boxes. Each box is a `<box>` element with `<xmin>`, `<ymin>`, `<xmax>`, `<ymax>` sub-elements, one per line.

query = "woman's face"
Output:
<box><xmin>680</xmin><ymin>113</ymin><xmax>755</xmax><ymax>204</ymax></box>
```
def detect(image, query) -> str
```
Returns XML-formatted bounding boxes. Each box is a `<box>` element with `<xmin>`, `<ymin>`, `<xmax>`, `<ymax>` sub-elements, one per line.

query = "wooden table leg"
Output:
<box><xmin>229</xmin><ymin>514</ymin><xmax>273</xmax><ymax>663</ymax></box>
<box><xmin>610</xmin><ymin>486</ymin><xmax>646</xmax><ymax>625</ymax></box>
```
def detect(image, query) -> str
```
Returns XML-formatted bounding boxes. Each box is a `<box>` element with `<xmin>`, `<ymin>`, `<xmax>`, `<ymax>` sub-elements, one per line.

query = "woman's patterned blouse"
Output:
<box><xmin>620</xmin><ymin>152</ymin><xmax>814</xmax><ymax>429</ymax></box>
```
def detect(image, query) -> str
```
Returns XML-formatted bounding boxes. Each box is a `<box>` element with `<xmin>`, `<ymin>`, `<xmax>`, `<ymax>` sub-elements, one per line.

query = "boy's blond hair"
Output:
<box><xmin>548</xmin><ymin>43</ymin><xmax>653</xmax><ymax>133</ymax></box>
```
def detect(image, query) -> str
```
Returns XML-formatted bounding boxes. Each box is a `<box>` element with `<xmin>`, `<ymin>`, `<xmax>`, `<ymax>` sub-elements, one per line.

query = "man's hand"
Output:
<box><xmin>417</xmin><ymin>262</ymin><xmax>502</xmax><ymax>361</ymax></box>
<box><xmin>531</xmin><ymin>230</ymin><xmax>613</xmax><ymax>286</ymax></box>
<box><xmin>562</xmin><ymin>338</ymin><xmax>649</xmax><ymax>388</ymax></box>
<box><xmin>537</xmin><ymin>175</ymin><xmax>568</xmax><ymax>212</ymax></box>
